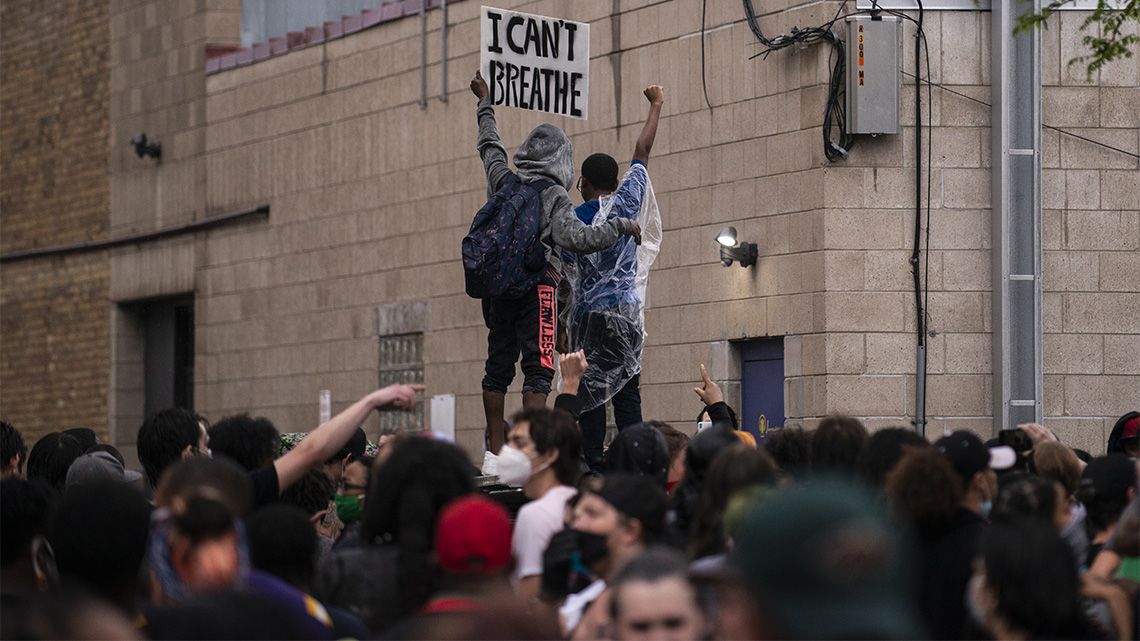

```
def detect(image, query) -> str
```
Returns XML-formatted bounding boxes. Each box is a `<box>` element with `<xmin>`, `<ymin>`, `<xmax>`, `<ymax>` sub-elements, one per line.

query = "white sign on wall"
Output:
<box><xmin>480</xmin><ymin>6</ymin><xmax>590</xmax><ymax>119</ymax></box>
<box><xmin>430</xmin><ymin>394</ymin><xmax>456</xmax><ymax>443</ymax></box>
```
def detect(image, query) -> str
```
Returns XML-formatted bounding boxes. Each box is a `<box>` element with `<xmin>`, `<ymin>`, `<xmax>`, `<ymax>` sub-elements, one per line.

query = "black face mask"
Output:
<box><xmin>541</xmin><ymin>528</ymin><xmax>610</xmax><ymax>599</ymax></box>
<box><xmin>573</xmin><ymin>529</ymin><xmax>609</xmax><ymax>566</ymax></box>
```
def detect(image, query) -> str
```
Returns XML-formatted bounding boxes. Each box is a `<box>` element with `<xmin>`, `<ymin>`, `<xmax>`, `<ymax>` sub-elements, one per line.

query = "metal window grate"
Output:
<box><xmin>378</xmin><ymin>333</ymin><xmax>424</xmax><ymax>434</ymax></box>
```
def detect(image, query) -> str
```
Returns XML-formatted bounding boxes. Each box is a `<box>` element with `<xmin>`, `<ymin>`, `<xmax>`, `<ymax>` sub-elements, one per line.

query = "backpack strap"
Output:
<box><xmin>525</xmin><ymin>178</ymin><xmax>556</xmax><ymax>194</ymax></box>
<box><xmin>497</xmin><ymin>171</ymin><xmax>520</xmax><ymax>190</ymax></box>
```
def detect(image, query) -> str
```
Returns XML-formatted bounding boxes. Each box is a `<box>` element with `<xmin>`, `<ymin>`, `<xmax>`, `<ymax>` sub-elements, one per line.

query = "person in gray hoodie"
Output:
<box><xmin>470</xmin><ymin>71</ymin><xmax>640</xmax><ymax>453</ymax></box>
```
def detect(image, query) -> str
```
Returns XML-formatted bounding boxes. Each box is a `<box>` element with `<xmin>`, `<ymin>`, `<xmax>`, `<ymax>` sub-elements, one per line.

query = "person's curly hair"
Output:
<box><xmin>762</xmin><ymin>427</ymin><xmax>812</xmax><ymax>479</ymax></box>
<box><xmin>856</xmin><ymin>427</ymin><xmax>930</xmax><ymax>488</ymax></box>
<box><xmin>280</xmin><ymin>469</ymin><xmax>334</xmax><ymax>518</ymax></box>
<box><xmin>809</xmin><ymin>415</ymin><xmax>868</xmax><ymax>475</ymax></box>
<box><xmin>885</xmin><ymin>447</ymin><xmax>963</xmax><ymax>533</ymax></box>
<box><xmin>360</xmin><ymin>437</ymin><xmax>475</xmax><ymax>618</ymax></box>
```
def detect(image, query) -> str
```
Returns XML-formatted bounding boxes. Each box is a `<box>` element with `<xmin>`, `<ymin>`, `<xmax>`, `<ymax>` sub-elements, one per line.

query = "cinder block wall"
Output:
<box><xmin>0</xmin><ymin>0</ymin><xmax>112</xmax><ymax>443</ymax></box>
<box><xmin>790</xmin><ymin>9</ymin><xmax>1138</xmax><ymax>448</ymax></box>
<box><xmin>1039</xmin><ymin>12</ymin><xmax>1139</xmax><ymax>452</ymax></box>
<box><xmin>106</xmin><ymin>0</ymin><xmax>241</xmax><ymax>457</ymax></box>
<box><xmin>811</xmin><ymin>12</ymin><xmax>1001</xmax><ymax>437</ymax></box>
<box><xmin>108</xmin><ymin>0</ymin><xmax>1136</xmax><ymax>458</ymax></box>
<box><xmin>110</xmin><ymin>0</ymin><xmax>228</xmax><ymax>237</ymax></box>
<box><xmin>194</xmin><ymin>0</ymin><xmax>846</xmax><ymax>453</ymax></box>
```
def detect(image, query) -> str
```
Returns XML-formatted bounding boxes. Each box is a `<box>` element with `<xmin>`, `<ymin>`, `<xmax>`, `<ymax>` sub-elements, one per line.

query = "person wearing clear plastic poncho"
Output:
<box><xmin>562</xmin><ymin>86</ymin><xmax>665</xmax><ymax>472</ymax></box>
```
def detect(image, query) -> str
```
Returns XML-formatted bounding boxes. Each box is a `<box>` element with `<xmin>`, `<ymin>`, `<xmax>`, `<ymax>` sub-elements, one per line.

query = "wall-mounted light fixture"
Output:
<box><xmin>130</xmin><ymin>133</ymin><xmax>161</xmax><ymax>160</ymax></box>
<box><xmin>715</xmin><ymin>227</ymin><xmax>757</xmax><ymax>268</ymax></box>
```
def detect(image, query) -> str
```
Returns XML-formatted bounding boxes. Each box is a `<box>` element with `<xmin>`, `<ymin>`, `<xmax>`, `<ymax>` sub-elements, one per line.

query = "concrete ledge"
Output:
<box><xmin>110</xmin><ymin>238</ymin><xmax>196</xmax><ymax>302</ymax></box>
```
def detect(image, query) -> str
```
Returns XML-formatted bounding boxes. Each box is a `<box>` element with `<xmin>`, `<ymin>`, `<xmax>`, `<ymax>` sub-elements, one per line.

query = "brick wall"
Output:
<box><xmin>0</xmin><ymin>0</ymin><xmax>111</xmax><ymax>442</ymax></box>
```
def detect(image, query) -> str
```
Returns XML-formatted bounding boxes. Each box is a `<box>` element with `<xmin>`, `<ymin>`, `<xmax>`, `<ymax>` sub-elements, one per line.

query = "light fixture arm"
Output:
<box><xmin>720</xmin><ymin>242</ymin><xmax>758</xmax><ymax>268</ymax></box>
<box><xmin>130</xmin><ymin>133</ymin><xmax>161</xmax><ymax>160</ymax></box>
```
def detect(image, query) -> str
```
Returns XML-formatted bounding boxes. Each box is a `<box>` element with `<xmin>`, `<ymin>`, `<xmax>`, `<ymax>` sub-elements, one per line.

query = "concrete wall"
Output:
<box><xmin>98</xmin><ymin>0</ymin><xmax>1137</xmax><ymax>458</ymax></box>
<box><xmin>1</xmin><ymin>0</ymin><xmax>112</xmax><ymax>442</ymax></box>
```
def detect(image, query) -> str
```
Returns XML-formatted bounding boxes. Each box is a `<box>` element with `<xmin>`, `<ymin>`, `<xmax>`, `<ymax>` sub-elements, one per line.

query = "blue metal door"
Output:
<box><xmin>739</xmin><ymin>339</ymin><xmax>785</xmax><ymax>439</ymax></box>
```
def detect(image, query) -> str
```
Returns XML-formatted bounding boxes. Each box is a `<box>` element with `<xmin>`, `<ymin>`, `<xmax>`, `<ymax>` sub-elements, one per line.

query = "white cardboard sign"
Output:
<box><xmin>430</xmin><ymin>394</ymin><xmax>456</xmax><ymax>443</ymax></box>
<box><xmin>480</xmin><ymin>6</ymin><xmax>590</xmax><ymax>119</ymax></box>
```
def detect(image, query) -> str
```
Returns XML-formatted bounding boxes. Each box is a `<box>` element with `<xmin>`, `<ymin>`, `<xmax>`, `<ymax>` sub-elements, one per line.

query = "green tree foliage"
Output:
<box><xmin>1015</xmin><ymin>0</ymin><xmax>1139</xmax><ymax>76</ymax></box>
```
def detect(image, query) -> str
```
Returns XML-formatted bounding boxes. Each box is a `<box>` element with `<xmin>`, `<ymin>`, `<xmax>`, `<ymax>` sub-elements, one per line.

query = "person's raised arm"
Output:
<box><xmin>632</xmin><ymin>85</ymin><xmax>665</xmax><ymax>165</ymax></box>
<box><xmin>273</xmin><ymin>384</ymin><xmax>424</xmax><ymax>492</ymax></box>
<box><xmin>550</xmin><ymin>195</ymin><xmax>642</xmax><ymax>253</ymax></box>
<box><xmin>694</xmin><ymin>364</ymin><xmax>735</xmax><ymax>428</ymax></box>
<box><xmin>471</xmin><ymin>71</ymin><xmax>512</xmax><ymax>194</ymax></box>
<box><xmin>559</xmin><ymin>350</ymin><xmax>588</xmax><ymax>397</ymax></box>
<box><xmin>554</xmin><ymin>350</ymin><xmax>588</xmax><ymax>419</ymax></box>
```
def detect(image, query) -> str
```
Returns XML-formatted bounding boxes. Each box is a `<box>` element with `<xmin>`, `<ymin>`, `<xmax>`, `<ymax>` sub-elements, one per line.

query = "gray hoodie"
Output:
<box><xmin>476</xmin><ymin>97</ymin><xmax>634</xmax><ymax>274</ymax></box>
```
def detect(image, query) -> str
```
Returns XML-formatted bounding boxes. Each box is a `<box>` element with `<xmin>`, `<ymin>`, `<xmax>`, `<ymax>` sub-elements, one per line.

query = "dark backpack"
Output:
<box><xmin>462</xmin><ymin>173</ymin><xmax>553</xmax><ymax>299</ymax></box>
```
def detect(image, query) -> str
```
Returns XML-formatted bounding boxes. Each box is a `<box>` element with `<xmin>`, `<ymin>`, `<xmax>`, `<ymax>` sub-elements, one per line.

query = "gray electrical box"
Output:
<box><xmin>846</xmin><ymin>15</ymin><xmax>901</xmax><ymax>135</ymax></box>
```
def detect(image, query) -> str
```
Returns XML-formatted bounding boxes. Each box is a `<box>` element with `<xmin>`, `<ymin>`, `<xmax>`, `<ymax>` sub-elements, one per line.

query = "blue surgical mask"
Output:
<box><xmin>979</xmin><ymin>499</ymin><xmax>993</xmax><ymax>520</ymax></box>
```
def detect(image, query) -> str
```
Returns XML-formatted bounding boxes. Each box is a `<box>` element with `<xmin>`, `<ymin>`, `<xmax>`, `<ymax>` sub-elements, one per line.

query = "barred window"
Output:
<box><xmin>378</xmin><ymin>333</ymin><xmax>424</xmax><ymax>434</ymax></box>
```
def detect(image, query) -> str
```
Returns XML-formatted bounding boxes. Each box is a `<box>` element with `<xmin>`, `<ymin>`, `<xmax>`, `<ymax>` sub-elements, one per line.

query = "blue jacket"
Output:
<box><xmin>566</xmin><ymin>161</ymin><xmax>649</xmax><ymax>318</ymax></box>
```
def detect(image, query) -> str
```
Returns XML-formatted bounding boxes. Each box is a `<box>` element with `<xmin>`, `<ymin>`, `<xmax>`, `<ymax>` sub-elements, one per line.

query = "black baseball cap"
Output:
<box><xmin>936</xmin><ymin>431</ymin><xmax>1016</xmax><ymax>483</ymax></box>
<box><xmin>1080</xmin><ymin>454</ymin><xmax>1137</xmax><ymax>502</ymax></box>
<box><xmin>595</xmin><ymin>472</ymin><xmax>668</xmax><ymax>543</ymax></box>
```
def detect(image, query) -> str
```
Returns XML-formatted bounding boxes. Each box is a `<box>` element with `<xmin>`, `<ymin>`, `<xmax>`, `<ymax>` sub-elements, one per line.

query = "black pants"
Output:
<box><xmin>572</xmin><ymin>307</ymin><xmax>644</xmax><ymax>472</ymax></box>
<box><xmin>481</xmin><ymin>275</ymin><xmax>557</xmax><ymax>396</ymax></box>
<box><xmin>579</xmin><ymin>374</ymin><xmax>642</xmax><ymax>472</ymax></box>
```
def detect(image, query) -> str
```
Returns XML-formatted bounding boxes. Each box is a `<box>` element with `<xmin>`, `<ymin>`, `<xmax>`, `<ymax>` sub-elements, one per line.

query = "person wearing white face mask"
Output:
<box><xmin>500</xmin><ymin>407</ymin><xmax>583</xmax><ymax>603</ymax></box>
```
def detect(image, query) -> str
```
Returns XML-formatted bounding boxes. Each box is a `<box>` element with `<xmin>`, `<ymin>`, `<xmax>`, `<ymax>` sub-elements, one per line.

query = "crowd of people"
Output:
<box><xmin>1</xmin><ymin>363</ymin><xmax>1137</xmax><ymax>640</ymax></box>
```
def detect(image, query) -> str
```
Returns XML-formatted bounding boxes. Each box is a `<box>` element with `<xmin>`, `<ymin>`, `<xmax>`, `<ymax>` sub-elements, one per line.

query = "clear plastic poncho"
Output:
<box><xmin>563</xmin><ymin>164</ymin><xmax>662</xmax><ymax>412</ymax></box>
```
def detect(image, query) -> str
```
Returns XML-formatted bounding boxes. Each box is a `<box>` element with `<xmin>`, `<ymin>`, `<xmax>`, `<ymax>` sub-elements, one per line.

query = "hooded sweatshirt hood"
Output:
<box><xmin>513</xmin><ymin>123</ymin><xmax>574</xmax><ymax>190</ymax></box>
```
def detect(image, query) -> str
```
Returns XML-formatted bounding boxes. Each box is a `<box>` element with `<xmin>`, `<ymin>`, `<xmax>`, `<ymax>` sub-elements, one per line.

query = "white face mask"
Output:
<box><xmin>697</xmin><ymin>421</ymin><xmax>712</xmax><ymax>432</ymax></box>
<box><xmin>496</xmin><ymin>445</ymin><xmax>534</xmax><ymax>487</ymax></box>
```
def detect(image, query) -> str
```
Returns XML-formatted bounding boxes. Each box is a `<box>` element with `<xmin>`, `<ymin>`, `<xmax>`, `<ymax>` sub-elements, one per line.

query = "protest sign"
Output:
<box><xmin>480</xmin><ymin>6</ymin><xmax>590</xmax><ymax>119</ymax></box>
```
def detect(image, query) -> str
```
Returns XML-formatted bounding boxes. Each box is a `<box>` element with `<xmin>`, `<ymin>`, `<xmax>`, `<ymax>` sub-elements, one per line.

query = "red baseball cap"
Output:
<box><xmin>434</xmin><ymin>496</ymin><xmax>512</xmax><ymax>575</ymax></box>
